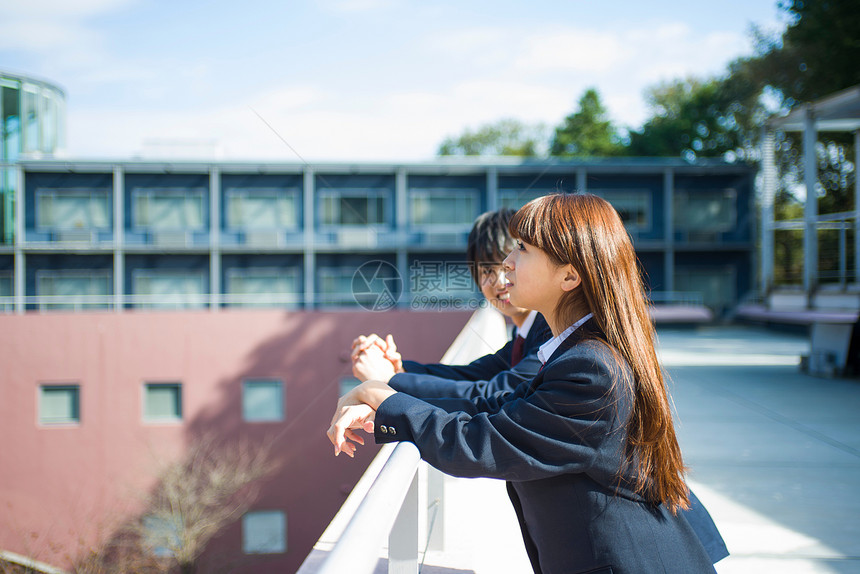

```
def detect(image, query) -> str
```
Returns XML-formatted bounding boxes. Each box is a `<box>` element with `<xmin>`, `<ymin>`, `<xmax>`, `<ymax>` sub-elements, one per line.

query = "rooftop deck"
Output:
<box><xmin>338</xmin><ymin>324</ymin><xmax>860</xmax><ymax>574</ymax></box>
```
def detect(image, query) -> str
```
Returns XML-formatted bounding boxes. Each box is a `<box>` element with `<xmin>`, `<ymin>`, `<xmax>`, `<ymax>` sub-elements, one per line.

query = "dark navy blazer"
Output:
<box><xmin>375</xmin><ymin>326</ymin><xmax>717</xmax><ymax>574</ymax></box>
<box><xmin>390</xmin><ymin>318</ymin><xmax>728</xmax><ymax>565</ymax></box>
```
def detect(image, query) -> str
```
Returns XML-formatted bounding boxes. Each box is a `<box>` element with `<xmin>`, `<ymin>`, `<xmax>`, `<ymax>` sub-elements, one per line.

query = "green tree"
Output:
<box><xmin>753</xmin><ymin>0</ymin><xmax>860</xmax><ymax>104</ymax></box>
<box><xmin>550</xmin><ymin>88</ymin><xmax>624</xmax><ymax>157</ymax></box>
<box><xmin>437</xmin><ymin>119</ymin><xmax>547</xmax><ymax>157</ymax></box>
<box><xmin>625</xmin><ymin>75</ymin><xmax>764</xmax><ymax>161</ymax></box>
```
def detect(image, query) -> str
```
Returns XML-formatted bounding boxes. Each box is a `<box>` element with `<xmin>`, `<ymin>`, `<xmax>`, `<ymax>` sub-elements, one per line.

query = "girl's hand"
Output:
<box><xmin>327</xmin><ymin>404</ymin><xmax>375</xmax><ymax>458</ymax></box>
<box><xmin>351</xmin><ymin>334</ymin><xmax>404</xmax><ymax>373</ymax></box>
<box><xmin>352</xmin><ymin>344</ymin><xmax>397</xmax><ymax>382</ymax></box>
<box><xmin>350</xmin><ymin>333</ymin><xmax>387</xmax><ymax>359</ymax></box>
<box><xmin>332</xmin><ymin>380</ymin><xmax>397</xmax><ymax>428</ymax></box>
<box><xmin>328</xmin><ymin>380</ymin><xmax>397</xmax><ymax>456</ymax></box>
<box><xmin>382</xmin><ymin>334</ymin><xmax>405</xmax><ymax>374</ymax></box>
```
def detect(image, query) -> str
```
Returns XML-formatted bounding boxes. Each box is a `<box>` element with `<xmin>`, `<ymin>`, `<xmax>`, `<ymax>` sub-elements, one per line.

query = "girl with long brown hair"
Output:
<box><xmin>329</xmin><ymin>193</ymin><xmax>714</xmax><ymax>573</ymax></box>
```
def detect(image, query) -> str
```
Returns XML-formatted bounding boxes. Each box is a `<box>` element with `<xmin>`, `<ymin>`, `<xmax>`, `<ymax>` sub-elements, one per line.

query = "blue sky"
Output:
<box><xmin>0</xmin><ymin>0</ymin><xmax>788</xmax><ymax>161</ymax></box>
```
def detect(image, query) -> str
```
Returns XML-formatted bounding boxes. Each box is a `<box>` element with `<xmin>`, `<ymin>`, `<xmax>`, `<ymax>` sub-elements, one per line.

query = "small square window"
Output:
<box><xmin>243</xmin><ymin>380</ymin><xmax>284</xmax><ymax>422</ymax></box>
<box><xmin>40</xmin><ymin>385</ymin><xmax>80</xmax><ymax>424</ymax></box>
<box><xmin>243</xmin><ymin>510</ymin><xmax>286</xmax><ymax>554</ymax></box>
<box><xmin>144</xmin><ymin>383</ymin><xmax>182</xmax><ymax>422</ymax></box>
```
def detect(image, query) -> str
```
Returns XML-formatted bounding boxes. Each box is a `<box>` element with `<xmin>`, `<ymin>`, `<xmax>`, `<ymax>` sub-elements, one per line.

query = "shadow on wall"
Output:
<box><xmin>60</xmin><ymin>309</ymin><xmax>471</xmax><ymax>574</ymax></box>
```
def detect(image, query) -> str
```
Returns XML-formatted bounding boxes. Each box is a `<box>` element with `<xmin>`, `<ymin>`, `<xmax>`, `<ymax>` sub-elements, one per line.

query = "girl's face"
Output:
<box><xmin>502</xmin><ymin>239</ymin><xmax>569</xmax><ymax>320</ymax></box>
<box><xmin>477</xmin><ymin>262</ymin><xmax>530</xmax><ymax>321</ymax></box>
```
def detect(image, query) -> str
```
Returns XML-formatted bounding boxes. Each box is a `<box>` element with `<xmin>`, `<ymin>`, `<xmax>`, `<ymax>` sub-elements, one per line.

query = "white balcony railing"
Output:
<box><xmin>297</xmin><ymin>305</ymin><xmax>507</xmax><ymax>574</ymax></box>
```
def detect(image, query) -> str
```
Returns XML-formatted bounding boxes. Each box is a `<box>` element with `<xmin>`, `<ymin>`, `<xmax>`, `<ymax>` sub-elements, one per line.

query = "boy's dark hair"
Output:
<box><xmin>466</xmin><ymin>208</ymin><xmax>516</xmax><ymax>287</ymax></box>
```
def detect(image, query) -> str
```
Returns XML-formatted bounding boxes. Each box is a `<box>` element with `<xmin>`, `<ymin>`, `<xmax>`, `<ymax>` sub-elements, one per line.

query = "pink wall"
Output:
<box><xmin>0</xmin><ymin>309</ymin><xmax>470</xmax><ymax>573</ymax></box>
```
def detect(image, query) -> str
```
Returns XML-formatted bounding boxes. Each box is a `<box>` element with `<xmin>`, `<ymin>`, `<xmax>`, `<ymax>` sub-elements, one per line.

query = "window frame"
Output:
<box><xmin>39</xmin><ymin>383</ymin><xmax>81</xmax><ymax>426</ymax></box>
<box><xmin>408</xmin><ymin>188</ymin><xmax>479</xmax><ymax>230</ymax></box>
<box><xmin>0</xmin><ymin>270</ymin><xmax>13</xmax><ymax>296</ymax></box>
<box><xmin>673</xmin><ymin>188</ymin><xmax>738</xmax><ymax>234</ymax></box>
<box><xmin>224</xmin><ymin>186</ymin><xmax>300</xmax><ymax>231</ymax></box>
<box><xmin>317</xmin><ymin>188</ymin><xmax>391</xmax><ymax>229</ymax></box>
<box><xmin>142</xmin><ymin>382</ymin><xmax>183</xmax><ymax>424</ymax></box>
<box><xmin>35</xmin><ymin>269</ymin><xmax>112</xmax><ymax>310</ymax></box>
<box><xmin>316</xmin><ymin>266</ymin><xmax>361</xmax><ymax>306</ymax></box>
<box><xmin>225</xmin><ymin>267</ymin><xmax>301</xmax><ymax>308</ymax></box>
<box><xmin>131</xmin><ymin>187</ymin><xmax>207</xmax><ymax>231</ymax></box>
<box><xmin>242</xmin><ymin>510</ymin><xmax>287</xmax><ymax>554</ymax></box>
<box><xmin>497</xmin><ymin>189</ymin><xmax>553</xmax><ymax>212</ymax></box>
<box><xmin>35</xmin><ymin>187</ymin><xmax>112</xmax><ymax>231</ymax></box>
<box><xmin>242</xmin><ymin>379</ymin><xmax>285</xmax><ymax>423</ymax></box>
<box><xmin>132</xmin><ymin>269</ymin><xmax>207</xmax><ymax>309</ymax></box>
<box><xmin>589</xmin><ymin>189</ymin><xmax>653</xmax><ymax>234</ymax></box>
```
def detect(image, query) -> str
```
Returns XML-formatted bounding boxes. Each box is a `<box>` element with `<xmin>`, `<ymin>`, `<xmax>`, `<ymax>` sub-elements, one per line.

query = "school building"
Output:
<box><xmin>0</xmin><ymin>69</ymin><xmax>757</xmax><ymax>574</ymax></box>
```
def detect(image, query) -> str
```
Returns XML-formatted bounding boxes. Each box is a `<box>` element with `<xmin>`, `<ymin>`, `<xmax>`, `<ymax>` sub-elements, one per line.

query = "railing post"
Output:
<box><xmin>426</xmin><ymin>466</ymin><xmax>445</xmax><ymax>551</ymax></box>
<box><xmin>388</xmin><ymin>471</ymin><xmax>419</xmax><ymax>574</ymax></box>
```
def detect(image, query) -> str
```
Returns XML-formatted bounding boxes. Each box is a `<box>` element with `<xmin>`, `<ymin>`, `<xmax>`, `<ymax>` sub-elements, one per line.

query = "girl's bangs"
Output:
<box><xmin>508</xmin><ymin>194</ymin><xmax>557</xmax><ymax>249</ymax></box>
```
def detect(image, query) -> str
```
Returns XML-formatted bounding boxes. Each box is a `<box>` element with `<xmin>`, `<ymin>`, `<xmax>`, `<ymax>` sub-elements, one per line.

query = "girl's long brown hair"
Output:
<box><xmin>510</xmin><ymin>193</ymin><xmax>689</xmax><ymax>513</ymax></box>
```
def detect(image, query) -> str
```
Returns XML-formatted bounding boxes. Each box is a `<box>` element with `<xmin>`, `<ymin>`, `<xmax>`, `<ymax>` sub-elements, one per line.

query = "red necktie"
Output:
<box><xmin>511</xmin><ymin>334</ymin><xmax>525</xmax><ymax>366</ymax></box>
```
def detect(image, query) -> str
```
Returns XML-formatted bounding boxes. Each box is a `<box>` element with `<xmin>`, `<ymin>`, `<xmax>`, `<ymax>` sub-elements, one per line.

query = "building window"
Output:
<box><xmin>226</xmin><ymin>187</ymin><xmax>299</xmax><ymax>230</ymax></box>
<box><xmin>40</xmin><ymin>384</ymin><xmax>80</xmax><ymax>425</ymax></box>
<box><xmin>409</xmin><ymin>259</ymin><xmax>476</xmax><ymax>302</ymax></box>
<box><xmin>36</xmin><ymin>270</ymin><xmax>111</xmax><ymax>310</ymax></box>
<box><xmin>674</xmin><ymin>267</ymin><xmax>737</xmax><ymax>313</ymax></box>
<box><xmin>23</xmin><ymin>85</ymin><xmax>39</xmax><ymax>153</ymax></box>
<box><xmin>41</xmin><ymin>91</ymin><xmax>59</xmax><ymax>153</ymax></box>
<box><xmin>243</xmin><ymin>511</ymin><xmax>286</xmax><ymax>554</ymax></box>
<box><xmin>317</xmin><ymin>267</ymin><xmax>359</xmax><ymax>306</ymax></box>
<box><xmin>498</xmin><ymin>189</ymin><xmax>553</xmax><ymax>211</ymax></box>
<box><xmin>674</xmin><ymin>189</ymin><xmax>736</xmax><ymax>233</ymax></box>
<box><xmin>133</xmin><ymin>270</ymin><xmax>207</xmax><ymax>309</ymax></box>
<box><xmin>242</xmin><ymin>380</ymin><xmax>284</xmax><ymax>422</ymax></box>
<box><xmin>318</xmin><ymin>263</ymin><xmax>400</xmax><ymax>307</ymax></box>
<box><xmin>2</xmin><ymin>80</ymin><xmax>22</xmax><ymax>162</ymax></box>
<box><xmin>36</xmin><ymin>188</ymin><xmax>111</xmax><ymax>230</ymax></box>
<box><xmin>410</xmin><ymin>190</ymin><xmax>477</xmax><ymax>227</ymax></box>
<box><xmin>144</xmin><ymin>383</ymin><xmax>182</xmax><ymax>422</ymax></box>
<box><xmin>319</xmin><ymin>189</ymin><xmax>388</xmax><ymax>226</ymax></box>
<box><xmin>0</xmin><ymin>272</ymin><xmax>12</xmax><ymax>312</ymax></box>
<box><xmin>132</xmin><ymin>187</ymin><xmax>205</xmax><ymax>230</ymax></box>
<box><xmin>225</xmin><ymin>268</ymin><xmax>300</xmax><ymax>308</ymax></box>
<box><xmin>591</xmin><ymin>190</ymin><xmax>651</xmax><ymax>232</ymax></box>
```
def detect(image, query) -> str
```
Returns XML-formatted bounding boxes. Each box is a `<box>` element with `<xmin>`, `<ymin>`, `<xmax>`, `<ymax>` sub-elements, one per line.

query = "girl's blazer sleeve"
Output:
<box><xmin>390</xmin><ymin>355</ymin><xmax>537</xmax><ymax>401</ymax></box>
<box><xmin>374</xmin><ymin>346</ymin><xmax>630</xmax><ymax>482</ymax></box>
<box><xmin>400</xmin><ymin>338</ymin><xmax>515</xmax><ymax>381</ymax></box>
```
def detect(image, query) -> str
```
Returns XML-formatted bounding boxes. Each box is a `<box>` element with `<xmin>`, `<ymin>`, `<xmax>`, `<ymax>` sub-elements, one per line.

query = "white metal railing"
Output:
<box><xmin>297</xmin><ymin>305</ymin><xmax>506</xmax><ymax>574</ymax></box>
<box><xmin>0</xmin><ymin>293</ymin><xmax>487</xmax><ymax>313</ymax></box>
<box><xmin>0</xmin><ymin>550</ymin><xmax>68</xmax><ymax>574</ymax></box>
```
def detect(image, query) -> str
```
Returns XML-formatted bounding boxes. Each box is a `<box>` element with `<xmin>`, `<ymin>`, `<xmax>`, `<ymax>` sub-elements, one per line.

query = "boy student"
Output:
<box><xmin>347</xmin><ymin>205</ymin><xmax>728</xmax><ymax>565</ymax></box>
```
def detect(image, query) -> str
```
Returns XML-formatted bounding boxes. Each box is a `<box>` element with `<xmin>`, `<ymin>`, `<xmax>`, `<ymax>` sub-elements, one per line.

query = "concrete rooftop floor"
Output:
<box><xmin>415</xmin><ymin>324</ymin><xmax>860</xmax><ymax>574</ymax></box>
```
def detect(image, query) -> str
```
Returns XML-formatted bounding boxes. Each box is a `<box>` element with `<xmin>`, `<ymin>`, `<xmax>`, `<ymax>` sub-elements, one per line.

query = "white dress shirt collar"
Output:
<box><xmin>514</xmin><ymin>310</ymin><xmax>538</xmax><ymax>340</ymax></box>
<box><xmin>537</xmin><ymin>313</ymin><xmax>594</xmax><ymax>365</ymax></box>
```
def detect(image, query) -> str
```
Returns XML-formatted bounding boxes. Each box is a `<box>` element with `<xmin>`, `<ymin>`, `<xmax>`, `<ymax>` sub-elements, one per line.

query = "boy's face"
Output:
<box><xmin>478</xmin><ymin>261</ymin><xmax>530</xmax><ymax>320</ymax></box>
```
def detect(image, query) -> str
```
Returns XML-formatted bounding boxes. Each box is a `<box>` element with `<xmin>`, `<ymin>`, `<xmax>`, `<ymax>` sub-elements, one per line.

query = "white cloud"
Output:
<box><xmin>514</xmin><ymin>29</ymin><xmax>632</xmax><ymax>73</ymax></box>
<box><xmin>447</xmin><ymin>80</ymin><xmax>570</xmax><ymax>124</ymax></box>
